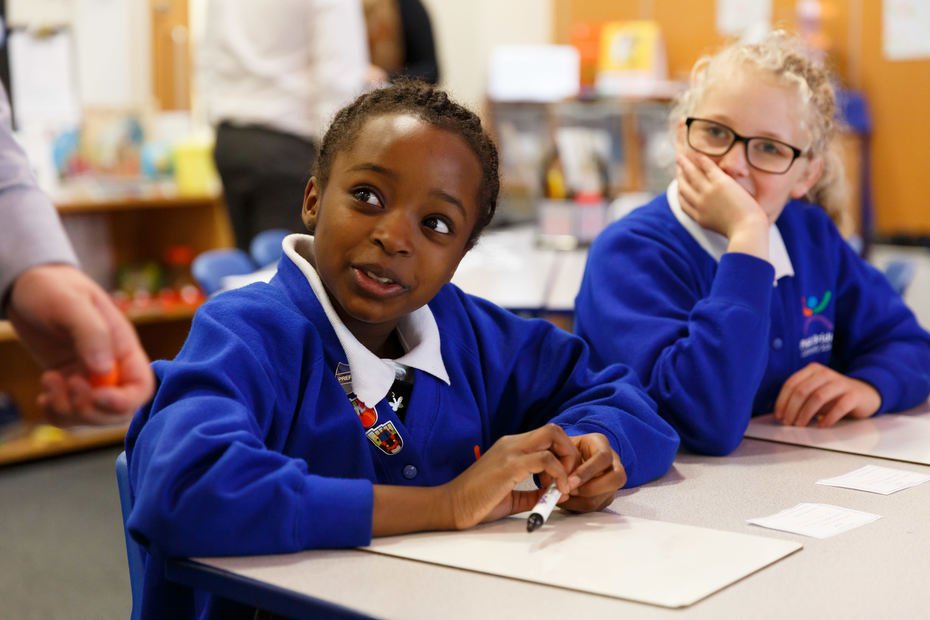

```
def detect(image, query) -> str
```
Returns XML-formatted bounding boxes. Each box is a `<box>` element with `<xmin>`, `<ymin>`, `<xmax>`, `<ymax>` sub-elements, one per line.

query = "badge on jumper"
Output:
<box><xmin>335</xmin><ymin>362</ymin><xmax>353</xmax><ymax>393</ymax></box>
<box><xmin>367</xmin><ymin>420</ymin><xmax>404</xmax><ymax>455</ymax></box>
<box><xmin>348</xmin><ymin>392</ymin><xmax>378</xmax><ymax>429</ymax></box>
<box><xmin>336</xmin><ymin>362</ymin><xmax>378</xmax><ymax>428</ymax></box>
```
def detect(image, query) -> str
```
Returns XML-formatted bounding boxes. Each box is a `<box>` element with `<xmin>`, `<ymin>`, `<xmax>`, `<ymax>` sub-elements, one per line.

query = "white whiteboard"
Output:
<box><xmin>745</xmin><ymin>401</ymin><xmax>930</xmax><ymax>465</ymax></box>
<box><xmin>364</xmin><ymin>511</ymin><xmax>801</xmax><ymax>609</ymax></box>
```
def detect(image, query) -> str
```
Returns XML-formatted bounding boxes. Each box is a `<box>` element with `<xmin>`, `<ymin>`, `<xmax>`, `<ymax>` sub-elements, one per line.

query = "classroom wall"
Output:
<box><xmin>13</xmin><ymin>1</ymin><xmax>927</xmax><ymax>237</ymax></box>
<box><xmin>551</xmin><ymin>0</ymin><xmax>930</xmax><ymax>237</ymax></box>
<box><xmin>421</xmin><ymin>0</ymin><xmax>552</xmax><ymax>114</ymax></box>
<box><xmin>7</xmin><ymin>0</ymin><xmax>152</xmax><ymax>112</ymax></box>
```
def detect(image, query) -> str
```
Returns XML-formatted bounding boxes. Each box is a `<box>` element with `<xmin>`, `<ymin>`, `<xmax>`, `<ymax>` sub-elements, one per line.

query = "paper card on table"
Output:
<box><xmin>364</xmin><ymin>511</ymin><xmax>801</xmax><ymax>609</ymax></box>
<box><xmin>816</xmin><ymin>465</ymin><xmax>930</xmax><ymax>495</ymax></box>
<box><xmin>747</xmin><ymin>503</ymin><xmax>880</xmax><ymax>539</ymax></box>
<box><xmin>745</xmin><ymin>401</ymin><xmax>930</xmax><ymax>465</ymax></box>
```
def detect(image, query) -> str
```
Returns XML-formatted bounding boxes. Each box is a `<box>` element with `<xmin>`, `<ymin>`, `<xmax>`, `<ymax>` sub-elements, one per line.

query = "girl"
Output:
<box><xmin>575</xmin><ymin>31</ymin><xmax>930</xmax><ymax>456</ymax></box>
<box><xmin>126</xmin><ymin>81</ymin><xmax>678</xmax><ymax>619</ymax></box>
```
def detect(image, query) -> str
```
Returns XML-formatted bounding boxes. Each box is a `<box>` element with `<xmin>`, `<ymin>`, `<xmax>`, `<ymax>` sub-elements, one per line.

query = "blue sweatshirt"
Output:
<box><xmin>126</xmin><ymin>251</ymin><xmax>679</xmax><ymax>620</ymax></box>
<box><xmin>575</xmin><ymin>194</ymin><xmax>930</xmax><ymax>456</ymax></box>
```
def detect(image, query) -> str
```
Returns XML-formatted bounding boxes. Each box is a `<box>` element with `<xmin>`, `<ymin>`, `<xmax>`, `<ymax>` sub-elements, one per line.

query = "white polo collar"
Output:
<box><xmin>666</xmin><ymin>181</ymin><xmax>794</xmax><ymax>283</ymax></box>
<box><xmin>283</xmin><ymin>234</ymin><xmax>451</xmax><ymax>408</ymax></box>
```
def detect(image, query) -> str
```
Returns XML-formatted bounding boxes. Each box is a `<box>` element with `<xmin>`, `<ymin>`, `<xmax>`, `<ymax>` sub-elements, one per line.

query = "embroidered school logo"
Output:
<box><xmin>799</xmin><ymin>290</ymin><xmax>834</xmax><ymax>358</ymax></box>
<box><xmin>367</xmin><ymin>420</ymin><xmax>404</xmax><ymax>455</ymax></box>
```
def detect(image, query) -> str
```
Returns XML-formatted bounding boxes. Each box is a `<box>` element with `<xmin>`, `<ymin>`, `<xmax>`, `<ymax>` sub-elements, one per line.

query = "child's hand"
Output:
<box><xmin>443</xmin><ymin>424</ymin><xmax>581</xmax><ymax>530</ymax></box>
<box><xmin>560</xmin><ymin>433</ymin><xmax>626</xmax><ymax>513</ymax></box>
<box><xmin>773</xmin><ymin>362</ymin><xmax>882</xmax><ymax>427</ymax></box>
<box><xmin>676</xmin><ymin>153</ymin><xmax>768</xmax><ymax>240</ymax></box>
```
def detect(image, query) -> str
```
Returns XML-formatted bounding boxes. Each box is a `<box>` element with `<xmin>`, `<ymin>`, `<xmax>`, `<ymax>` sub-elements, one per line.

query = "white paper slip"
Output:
<box><xmin>817</xmin><ymin>464</ymin><xmax>930</xmax><ymax>495</ymax></box>
<box><xmin>747</xmin><ymin>503</ymin><xmax>880</xmax><ymax>539</ymax></box>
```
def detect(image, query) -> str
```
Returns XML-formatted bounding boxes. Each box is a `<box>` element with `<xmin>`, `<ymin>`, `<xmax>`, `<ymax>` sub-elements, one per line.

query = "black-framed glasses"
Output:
<box><xmin>685</xmin><ymin>117</ymin><xmax>804</xmax><ymax>174</ymax></box>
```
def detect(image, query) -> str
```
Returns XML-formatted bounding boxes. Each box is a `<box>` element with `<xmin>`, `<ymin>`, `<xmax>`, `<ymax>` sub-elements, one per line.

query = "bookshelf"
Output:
<box><xmin>0</xmin><ymin>185</ymin><xmax>232</xmax><ymax>466</ymax></box>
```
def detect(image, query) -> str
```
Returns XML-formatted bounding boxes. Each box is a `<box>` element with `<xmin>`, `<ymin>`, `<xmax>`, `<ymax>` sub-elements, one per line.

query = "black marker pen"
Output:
<box><xmin>526</xmin><ymin>482</ymin><xmax>561</xmax><ymax>532</ymax></box>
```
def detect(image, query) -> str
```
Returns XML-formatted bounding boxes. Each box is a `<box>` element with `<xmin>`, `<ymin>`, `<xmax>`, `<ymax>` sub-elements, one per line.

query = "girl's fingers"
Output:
<box><xmin>818</xmin><ymin>392</ymin><xmax>858</xmax><ymax>428</ymax></box>
<box><xmin>570</xmin><ymin>455</ymin><xmax>626</xmax><ymax>499</ymax></box>
<box><xmin>525</xmin><ymin>424</ymin><xmax>581</xmax><ymax>475</ymax></box>
<box><xmin>793</xmin><ymin>381</ymin><xmax>845</xmax><ymax>427</ymax></box>
<box><xmin>693</xmin><ymin>151</ymin><xmax>722</xmax><ymax>176</ymax></box>
<box><xmin>774</xmin><ymin>363</ymin><xmax>821</xmax><ymax>419</ymax></box>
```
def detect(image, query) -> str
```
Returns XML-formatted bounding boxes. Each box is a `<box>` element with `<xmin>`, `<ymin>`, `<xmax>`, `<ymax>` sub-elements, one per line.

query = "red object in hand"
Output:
<box><xmin>89</xmin><ymin>365</ymin><xmax>120</xmax><ymax>388</ymax></box>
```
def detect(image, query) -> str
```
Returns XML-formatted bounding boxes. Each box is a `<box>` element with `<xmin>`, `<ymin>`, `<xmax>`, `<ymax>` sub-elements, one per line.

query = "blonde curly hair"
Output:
<box><xmin>671</xmin><ymin>30</ymin><xmax>849</xmax><ymax>229</ymax></box>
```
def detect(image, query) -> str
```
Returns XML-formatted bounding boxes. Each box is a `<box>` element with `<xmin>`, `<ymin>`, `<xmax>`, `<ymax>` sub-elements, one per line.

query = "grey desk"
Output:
<box><xmin>451</xmin><ymin>225</ymin><xmax>587</xmax><ymax>316</ymax></box>
<box><xmin>166</xmin><ymin>438</ymin><xmax>930</xmax><ymax>619</ymax></box>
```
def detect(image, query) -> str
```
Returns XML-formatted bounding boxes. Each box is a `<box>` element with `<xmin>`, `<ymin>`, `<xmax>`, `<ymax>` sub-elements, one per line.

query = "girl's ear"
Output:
<box><xmin>789</xmin><ymin>156</ymin><xmax>824</xmax><ymax>199</ymax></box>
<box><xmin>302</xmin><ymin>177</ymin><xmax>321</xmax><ymax>233</ymax></box>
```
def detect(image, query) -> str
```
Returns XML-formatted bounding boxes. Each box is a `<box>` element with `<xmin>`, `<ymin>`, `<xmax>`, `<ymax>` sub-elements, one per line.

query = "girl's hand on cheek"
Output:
<box><xmin>441</xmin><ymin>424</ymin><xmax>580</xmax><ymax>530</ymax></box>
<box><xmin>676</xmin><ymin>153</ymin><xmax>767</xmax><ymax>238</ymax></box>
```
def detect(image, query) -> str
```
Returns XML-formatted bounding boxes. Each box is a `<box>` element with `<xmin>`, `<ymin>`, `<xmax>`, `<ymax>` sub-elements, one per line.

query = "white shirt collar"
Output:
<box><xmin>282</xmin><ymin>234</ymin><xmax>451</xmax><ymax>408</ymax></box>
<box><xmin>666</xmin><ymin>181</ymin><xmax>794</xmax><ymax>282</ymax></box>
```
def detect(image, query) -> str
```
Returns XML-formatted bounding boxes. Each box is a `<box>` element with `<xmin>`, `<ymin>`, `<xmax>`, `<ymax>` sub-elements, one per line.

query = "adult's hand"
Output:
<box><xmin>7</xmin><ymin>264</ymin><xmax>155</xmax><ymax>425</ymax></box>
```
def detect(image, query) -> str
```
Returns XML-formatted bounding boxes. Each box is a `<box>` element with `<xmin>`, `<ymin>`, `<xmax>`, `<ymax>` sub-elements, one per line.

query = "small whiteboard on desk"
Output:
<box><xmin>746</xmin><ymin>401</ymin><xmax>930</xmax><ymax>465</ymax></box>
<box><xmin>364</xmin><ymin>511</ymin><xmax>801</xmax><ymax>609</ymax></box>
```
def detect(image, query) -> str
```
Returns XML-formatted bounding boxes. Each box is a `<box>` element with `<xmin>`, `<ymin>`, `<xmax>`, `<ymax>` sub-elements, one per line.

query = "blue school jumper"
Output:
<box><xmin>126</xmin><ymin>251</ymin><xmax>679</xmax><ymax>620</ymax></box>
<box><xmin>575</xmin><ymin>193</ymin><xmax>930</xmax><ymax>456</ymax></box>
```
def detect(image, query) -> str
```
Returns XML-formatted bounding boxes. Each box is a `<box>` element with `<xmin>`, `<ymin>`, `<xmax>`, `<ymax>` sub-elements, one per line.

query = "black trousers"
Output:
<box><xmin>213</xmin><ymin>122</ymin><xmax>316</xmax><ymax>251</ymax></box>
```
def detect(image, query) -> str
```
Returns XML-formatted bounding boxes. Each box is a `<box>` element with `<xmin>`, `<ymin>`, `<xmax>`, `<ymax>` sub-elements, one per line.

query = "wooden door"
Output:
<box><xmin>150</xmin><ymin>0</ymin><xmax>191</xmax><ymax>110</ymax></box>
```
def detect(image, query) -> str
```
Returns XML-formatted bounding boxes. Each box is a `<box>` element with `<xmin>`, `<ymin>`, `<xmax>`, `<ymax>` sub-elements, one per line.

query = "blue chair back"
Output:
<box><xmin>191</xmin><ymin>248</ymin><xmax>257</xmax><ymax>296</ymax></box>
<box><xmin>116</xmin><ymin>451</ymin><xmax>144</xmax><ymax>620</ymax></box>
<box><xmin>249</xmin><ymin>228</ymin><xmax>290</xmax><ymax>268</ymax></box>
<box><xmin>884</xmin><ymin>258</ymin><xmax>916</xmax><ymax>296</ymax></box>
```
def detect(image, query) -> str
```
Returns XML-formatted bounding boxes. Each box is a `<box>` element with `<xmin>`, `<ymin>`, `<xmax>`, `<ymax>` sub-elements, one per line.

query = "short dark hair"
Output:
<box><xmin>313</xmin><ymin>79</ymin><xmax>499</xmax><ymax>248</ymax></box>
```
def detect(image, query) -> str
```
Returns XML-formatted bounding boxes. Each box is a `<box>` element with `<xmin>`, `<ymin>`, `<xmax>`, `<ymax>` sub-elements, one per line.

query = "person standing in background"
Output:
<box><xmin>0</xmin><ymin>83</ymin><xmax>154</xmax><ymax>425</ymax></box>
<box><xmin>364</xmin><ymin>0</ymin><xmax>440</xmax><ymax>85</ymax></box>
<box><xmin>199</xmin><ymin>0</ymin><xmax>370</xmax><ymax>251</ymax></box>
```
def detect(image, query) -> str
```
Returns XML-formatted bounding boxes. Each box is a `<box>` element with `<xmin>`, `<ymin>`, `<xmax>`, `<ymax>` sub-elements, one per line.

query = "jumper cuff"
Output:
<box><xmin>847</xmin><ymin>365</ymin><xmax>898</xmax><ymax>414</ymax></box>
<box><xmin>297</xmin><ymin>476</ymin><xmax>374</xmax><ymax>549</ymax></box>
<box><xmin>710</xmin><ymin>253</ymin><xmax>775</xmax><ymax>311</ymax></box>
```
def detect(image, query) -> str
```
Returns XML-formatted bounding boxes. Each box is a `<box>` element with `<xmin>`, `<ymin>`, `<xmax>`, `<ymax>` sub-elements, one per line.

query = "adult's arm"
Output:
<box><xmin>0</xmin><ymin>83</ymin><xmax>77</xmax><ymax>311</ymax></box>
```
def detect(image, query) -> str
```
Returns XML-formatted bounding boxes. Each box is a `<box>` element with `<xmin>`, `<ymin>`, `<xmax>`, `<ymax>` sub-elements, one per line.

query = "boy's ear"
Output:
<box><xmin>789</xmin><ymin>156</ymin><xmax>824</xmax><ymax>199</ymax></box>
<box><xmin>302</xmin><ymin>177</ymin><xmax>321</xmax><ymax>233</ymax></box>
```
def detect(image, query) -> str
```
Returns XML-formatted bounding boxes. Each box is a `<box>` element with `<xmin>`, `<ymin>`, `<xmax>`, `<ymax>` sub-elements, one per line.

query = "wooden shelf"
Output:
<box><xmin>55</xmin><ymin>190</ymin><xmax>221</xmax><ymax>214</ymax></box>
<box><xmin>0</xmin><ymin>421</ymin><xmax>128</xmax><ymax>466</ymax></box>
<box><xmin>0</xmin><ymin>183</ymin><xmax>231</xmax><ymax>466</ymax></box>
<box><xmin>0</xmin><ymin>304</ymin><xmax>199</xmax><ymax>344</ymax></box>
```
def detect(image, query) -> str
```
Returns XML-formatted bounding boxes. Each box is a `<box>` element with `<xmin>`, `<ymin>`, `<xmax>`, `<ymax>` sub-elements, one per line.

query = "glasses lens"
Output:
<box><xmin>688</xmin><ymin>119</ymin><xmax>733</xmax><ymax>155</ymax></box>
<box><xmin>746</xmin><ymin>139</ymin><xmax>795</xmax><ymax>173</ymax></box>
